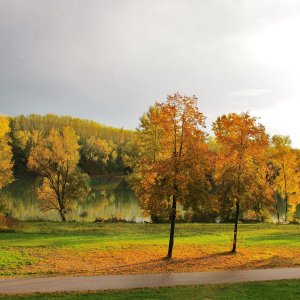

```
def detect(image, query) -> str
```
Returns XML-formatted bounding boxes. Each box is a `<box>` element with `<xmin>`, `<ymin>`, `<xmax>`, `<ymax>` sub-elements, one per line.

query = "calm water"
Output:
<box><xmin>2</xmin><ymin>176</ymin><xmax>146</xmax><ymax>222</ymax></box>
<box><xmin>2</xmin><ymin>176</ymin><xmax>298</xmax><ymax>222</ymax></box>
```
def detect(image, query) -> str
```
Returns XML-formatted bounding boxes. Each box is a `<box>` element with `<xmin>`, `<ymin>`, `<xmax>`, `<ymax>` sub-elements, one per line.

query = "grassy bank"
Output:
<box><xmin>0</xmin><ymin>222</ymin><xmax>299</xmax><ymax>277</ymax></box>
<box><xmin>1</xmin><ymin>280</ymin><xmax>300</xmax><ymax>299</ymax></box>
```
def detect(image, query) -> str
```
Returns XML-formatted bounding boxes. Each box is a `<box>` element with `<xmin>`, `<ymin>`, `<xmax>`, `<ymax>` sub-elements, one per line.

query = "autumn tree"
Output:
<box><xmin>9</xmin><ymin>122</ymin><xmax>40</xmax><ymax>176</ymax></box>
<box><xmin>265</xmin><ymin>160</ymin><xmax>281</xmax><ymax>223</ymax></box>
<box><xmin>79</xmin><ymin>137</ymin><xmax>116</xmax><ymax>174</ymax></box>
<box><xmin>137</xmin><ymin>104</ymin><xmax>162</xmax><ymax>163</ymax></box>
<box><xmin>213</xmin><ymin>112</ymin><xmax>269</xmax><ymax>253</ymax></box>
<box><xmin>128</xmin><ymin>104</ymin><xmax>168</xmax><ymax>222</ymax></box>
<box><xmin>0</xmin><ymin>115</ymin><xmax>14</xmax><ymax>190</ymax></box>
<box><xmin>28</xmin><ymin>127</ymin><xmax>90</xmax><ymax>221</ymax></box>
<box><xmin>0</xmin><ymin>115</ymin><xmax>14</xmax><ymax>215</ymax></box>
<box><xmin>269</xmin><ymin>135</ymin><xmax>299</xmax><ymax>221</ymax></box>
<box><xmin>130</xmin><ymin>93</ymin><xmax>208</xmax><ymax>258</ymax></box>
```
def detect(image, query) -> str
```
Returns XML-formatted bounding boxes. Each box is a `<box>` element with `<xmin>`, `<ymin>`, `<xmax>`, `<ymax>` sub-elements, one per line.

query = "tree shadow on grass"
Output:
<box><xmin>92</xmin><ymin>248</ymin><xmax>300</xmax><ymax>276</ymax></box>
<box><xmin>236</xmin><ymin>254</ymin><xmax>300</xmax><ymax>270</ymax></box>
<box><xmin>93</xmin><ymin>251</ymin><xmax>235</xmax><ymax>274</ymax></box>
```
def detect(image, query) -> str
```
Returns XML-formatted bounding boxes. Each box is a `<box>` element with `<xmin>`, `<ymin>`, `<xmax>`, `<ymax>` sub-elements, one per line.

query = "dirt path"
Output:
<box><xmin>1</xmin><ymin>267</ymin><xmax>300</xmax><ymax>294</ymax></box>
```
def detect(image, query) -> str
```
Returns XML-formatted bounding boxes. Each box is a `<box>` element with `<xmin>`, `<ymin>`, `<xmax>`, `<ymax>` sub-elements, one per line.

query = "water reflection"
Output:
<box><xmin>2</xmin><ymin>176</ymin><xmax>145</xmax><ymax>222</ymax></box>
<box><xmin>2</xmin><ymin>176</ymin><xmax>298</xmax><ymax>223</ymax></box>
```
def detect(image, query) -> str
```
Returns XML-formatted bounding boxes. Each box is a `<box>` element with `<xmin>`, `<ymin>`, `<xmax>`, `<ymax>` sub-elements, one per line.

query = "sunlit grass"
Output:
<box><xmin>0</xmin><ymin>222</ymin><xmax>299</xmax><ymax>277</ymax></box>
<box><xmin>0</xmin><ymin>250</ymin><xmax>35</xmax><ymax>276</ymax></box>
<box><xmin>2</xmin><ymin>222</ymin><xmax>299</xmax><ymax>248</ymax></box>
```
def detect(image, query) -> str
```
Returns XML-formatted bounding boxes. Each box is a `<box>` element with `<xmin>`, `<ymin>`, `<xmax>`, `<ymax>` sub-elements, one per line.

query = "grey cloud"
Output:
<box><xmin>0</xmin><ymin>0</ymin><xmax>300</xmax><ymax>143</ymax></box>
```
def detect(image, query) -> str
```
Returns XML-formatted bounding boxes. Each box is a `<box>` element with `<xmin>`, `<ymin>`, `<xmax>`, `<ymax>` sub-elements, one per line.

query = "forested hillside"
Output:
<box><xmin>9</xmin><ymin>114</ymin><xmax>135</xmax><ymax>176</ymax></box>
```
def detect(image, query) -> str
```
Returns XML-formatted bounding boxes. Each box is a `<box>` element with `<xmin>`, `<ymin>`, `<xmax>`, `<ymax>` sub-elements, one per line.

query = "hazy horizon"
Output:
<box><xmin>1</xmin><ymin>1</ymin><xmax>300</xmax><ymax>146</ymax></box>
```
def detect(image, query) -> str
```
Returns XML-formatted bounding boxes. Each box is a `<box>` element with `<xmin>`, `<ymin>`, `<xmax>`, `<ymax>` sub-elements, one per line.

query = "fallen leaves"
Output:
<box><xmin>9</xmin><ymin>244</ymin><xmax>300</xmax><ymax>278</ymax></box>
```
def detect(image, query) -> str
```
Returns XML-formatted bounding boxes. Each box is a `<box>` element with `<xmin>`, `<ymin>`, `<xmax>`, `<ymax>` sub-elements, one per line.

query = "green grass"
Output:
<box><xmin>1</xmin><ymin>280</ymin><xmax>300</xmax><ymax>299</ymax></box>
<box><xmin>0</xmin><ymin>222</ymin><xmax>299</xmax><ymax>276</ymax></box>
<box><xmin>0</xmin><ymin>249</ymin><xmax>34</xmax><ymax>273</ymax></box>
<box><xmin>1</xmin><ymin>222</ymin><xmax>299</xmax><ymax>249</ymax></box>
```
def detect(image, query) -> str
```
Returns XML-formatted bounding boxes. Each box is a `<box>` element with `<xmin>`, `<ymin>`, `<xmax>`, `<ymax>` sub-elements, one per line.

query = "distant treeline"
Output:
<box><xmin>9</xmin><ymin>114</ymin><xmax>135</xmax><ymax>176</ymax></box>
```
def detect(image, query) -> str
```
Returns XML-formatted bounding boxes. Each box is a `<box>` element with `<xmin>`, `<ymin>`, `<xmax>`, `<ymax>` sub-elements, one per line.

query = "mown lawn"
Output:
<box><xmin>1</xmin><ymin>280</ymin><xmax>300</xmax><ymax>299</ymax></box>
<box><xmin>0</xmin><ymin>222</ymin><xmax>299</xmax><ymax>277</ymax></box>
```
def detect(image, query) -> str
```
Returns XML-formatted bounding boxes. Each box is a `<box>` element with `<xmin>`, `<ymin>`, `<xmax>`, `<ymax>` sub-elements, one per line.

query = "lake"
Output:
<box><xmin>2</xmin><ymin>176</ymin><xmax>146</xmax><ymax>222</ymax></box>
<box><xmin>1</xmin><ymin>176</ymin><xmax>297</xmax><ymax>223</ymax></box>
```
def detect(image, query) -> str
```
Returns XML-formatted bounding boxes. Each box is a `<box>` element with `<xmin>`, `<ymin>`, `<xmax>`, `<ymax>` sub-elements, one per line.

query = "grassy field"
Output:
<box><xmin>0</xmin><ymin>222</ymin><xmax>299</xmax><ymax>277</ymax></box>
<box><xmin>1</xmin><ymin>280</ymin><xmax>300</xmax><ymax>299</ymax></box>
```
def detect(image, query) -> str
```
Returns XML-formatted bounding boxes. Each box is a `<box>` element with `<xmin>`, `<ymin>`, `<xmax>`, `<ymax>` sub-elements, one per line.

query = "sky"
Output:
<box><xmin>0</xmin><ymin>0</ymin><xmax>300</xmax><ymax>146</ymax></box>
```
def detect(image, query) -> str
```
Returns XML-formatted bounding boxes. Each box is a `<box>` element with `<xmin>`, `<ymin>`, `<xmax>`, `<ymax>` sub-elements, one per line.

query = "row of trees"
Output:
<box><xmin>9</xmin><ymin>114</ymin><xmax>134</xmax><ymax>176</ymax></box>
<box><xmin>128</xmin><ymin>93</ymin><xmax>300</xmax><ymax>257</ymax></box>
<box><xmin>13</xmin><ymin>114</ymin><xmax>134</xmax><ymax>143</ymax></box>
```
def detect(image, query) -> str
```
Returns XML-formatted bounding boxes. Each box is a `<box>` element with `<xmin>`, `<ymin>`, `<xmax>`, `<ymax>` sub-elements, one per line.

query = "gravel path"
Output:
<box><xmin>1</xmin><ymin>267</ymin><xmax>300</xmax><ymax>294</ymax></box>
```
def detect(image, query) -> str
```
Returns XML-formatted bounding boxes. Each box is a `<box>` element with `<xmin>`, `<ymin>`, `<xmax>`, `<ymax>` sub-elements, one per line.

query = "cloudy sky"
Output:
<box><xmin>1</xmin><ymin>0</ymin><xmax>300</xmax><ymax>146</ymax></box>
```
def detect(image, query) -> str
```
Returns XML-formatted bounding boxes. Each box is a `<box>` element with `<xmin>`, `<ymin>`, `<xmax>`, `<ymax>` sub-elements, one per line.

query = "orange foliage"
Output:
<box><xmin>212</xmin><ymin>113</ymin><xmax>271</xmax><ymax>252</ymax></box>
<box><xmin>130</xmin><ymin>93</ymin><xmax>210</xmax><ymax>257</ymax></box>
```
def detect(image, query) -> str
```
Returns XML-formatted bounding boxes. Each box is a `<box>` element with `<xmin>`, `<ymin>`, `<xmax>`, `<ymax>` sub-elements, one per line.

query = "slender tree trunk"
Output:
<box><xmin>275</xmin><ymin>202</ymin><xmax>280</xmax><ymax>224</ymax></box>
<box><xmin>167</xmin><ymin>195</ymin><xmax>177</xmax><ymax>259</ymax></box>
<box><xmin>232</xmin><ymin>200</ymin><xmax>240</xmax><ymax>253</ymax></box>
<box><xmin>285</xmin><ymin>195</ymin><xmax>288</xmax><ymax>222</ymax></box>
<box><xmin>283</xmin><ymin>164</ymin><xmax>288</xmax><ymax>222</ymax></box>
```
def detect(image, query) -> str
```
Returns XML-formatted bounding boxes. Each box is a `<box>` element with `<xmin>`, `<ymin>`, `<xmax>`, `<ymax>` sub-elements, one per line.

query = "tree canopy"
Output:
<box><xmin>129</xmin><ymin>93</ymin><xmax>210</xmax><ymax>258</ymax></box>
<box><xmin>212</xmin><ymin>112</ymin><xmax>271</xmax><ymax>253</ymax></box>
<box><xmin>0</xmin><ymin>115</ymin><xmax>14</xmax><ymax>190</ymax></box>
<box><xmin>9</xmin><ymin>114</ymin><xmax>135</xmax><ymax>176</ymax></box>
<box><xmin>28</xmin><ymin>127</ymin><xmax>90</xmax><ymax>221</ymax></box>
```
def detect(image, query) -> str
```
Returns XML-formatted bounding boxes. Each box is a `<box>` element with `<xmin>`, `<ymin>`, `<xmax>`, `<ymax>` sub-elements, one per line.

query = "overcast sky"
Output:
<box><xmin>1</xmin><ymin>0</ymin><xmax>300</xmax><ymax>146</ymax></box>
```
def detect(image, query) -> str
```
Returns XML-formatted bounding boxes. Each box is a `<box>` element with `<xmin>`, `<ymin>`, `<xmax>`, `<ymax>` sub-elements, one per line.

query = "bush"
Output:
<box><xmin>0</xmin><ymin>213</ymin><xmax>20</xmax><ymax>229</ymax></box>
<box><xmin>94</xmin><ymin>216</ymin><xmax>136</xmax><ymax>223</ymax></box>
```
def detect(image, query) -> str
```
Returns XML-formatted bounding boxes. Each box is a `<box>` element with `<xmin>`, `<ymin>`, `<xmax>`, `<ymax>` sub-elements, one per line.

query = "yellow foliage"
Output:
<box><xmin>28</xmin><ymin>126</ymin><xmax>89</xmax><ymax>221</ymax></box>
<box><xmin>0</xmin><ymin>115</ymin><xmax>14</xmax><ymax>189</ymax></box>
<box><xmin>269</xmin><ymin>135</ymin><xmax>300</xmax><ymax>217</ymax></box>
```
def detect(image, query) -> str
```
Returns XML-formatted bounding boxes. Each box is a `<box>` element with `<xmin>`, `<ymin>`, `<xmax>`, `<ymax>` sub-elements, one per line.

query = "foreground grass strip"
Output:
<box><xmin>0</xmin><ymin>280</ymin><xmax>300</xmax><ymax>300</ymax></box>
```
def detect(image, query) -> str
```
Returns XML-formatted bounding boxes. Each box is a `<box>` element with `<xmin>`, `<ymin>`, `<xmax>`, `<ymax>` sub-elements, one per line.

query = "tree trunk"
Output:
<box><xmin>167</xmin><ymin>195</ymin><xmax>177</xmax><ymax>259</ymax></box>
<box><xmin>275</xmin><ymin>202</ymin><xmax>280</xmax><ymax>224</ymax></box>
<box><xmin>285</xmin><ymin>195</ymin><xmax>288</xmax><ymax>222</ymax></box>
<box><xmin>232</xmin><ymin>200</ymin><xmax>240</xmax><ymax>253</ymax></box>
<box><xmin>60</xmin><ymin>210</ymin><xmax>66</xmax><ymax>222</ymax></box>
